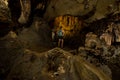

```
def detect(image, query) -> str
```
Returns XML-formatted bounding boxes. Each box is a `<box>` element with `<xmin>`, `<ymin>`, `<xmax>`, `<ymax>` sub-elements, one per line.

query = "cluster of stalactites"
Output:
<box><xmin>54</xmin><ymin>15</ymin><xmax>82</xmax><ymax>37</ymax></box>
<box><xmin>0</xmin><ymin>0</ymin><xmax>8</xmax><ymax>8</ymax></box>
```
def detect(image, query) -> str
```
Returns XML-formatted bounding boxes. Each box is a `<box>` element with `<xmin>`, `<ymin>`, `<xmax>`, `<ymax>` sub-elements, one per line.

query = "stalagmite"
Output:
<box><xmin>85</xmin><ymin>32</ymin><xmax>101</xmax><ymax>49</ymax></box>
<box><xmin>18</xmin><ymin>0</ymin><xmax>31</xmax><ymax>24</ymax></box>
<box><xmin>100</xmin><ymin>32</ymin><xmax>113</xmax><ymax>46</ymax></box>
<box><xmin>100</xmin><ymin>22</ymin><xmax>114</xmax><ymax>46</ymax></box>
<box><xmin>114</xmin><ymin>24</ymin><xmax>120</xmax><ymax>42</ymax></box>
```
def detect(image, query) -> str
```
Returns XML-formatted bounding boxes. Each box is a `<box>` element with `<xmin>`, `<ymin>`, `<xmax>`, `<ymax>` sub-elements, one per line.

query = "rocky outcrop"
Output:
<box><xmin>18</xmin><ymin>17</ymin><xmax>52</xmax><ymax>51</ymax></box>
<box><xmin>6</xmin><ymin>48</ymin><xmax>111</xmax><ymax>80</ymax></box>
<box><xmin>0</xmin><ymin>31</ymin><xmax>23</xmax><ymax>80</ymax></box>
<box><xmin>8</xmin><ymin>0</ymin><xmax>117</xmax><ymax>24</ymax></box>
<box><xmin>0</xmin><ymin>28</ymin><xmax>52</xmax><ymax>79</ymax></box>
<box><xmin>78</xmin><ymin>46</ymin><xmax>112</xmax><ymax>78</ymax></box>
<box><xmin>0</xmin><ymin>0</ymin><xmax>11</xmax><ymax>23</ymax></box>
<box><xmin>44</xmin><ymin>0</ymin><xmax>116</xmax><ymax>21</ymax></box>
<box><xmin>78</xmin><ymin>30</ymin><xmax>120</xmax><ymax>80</ymax></box>
<box><xmin>0</xmin><ymin>1</ymin><xmax>120</xmax><ymax>80</ymax></box>
<box><xmin>44</xmin><ymin>0</ymin><xmax>97</xmax><ymax>21</ymax></box>
<box><xmin>78</xmin><ymin>44</ymin><xmax>120</xmax><ymax>80</ymax></box>
<box><xmin>0</xmin><ymin>0</ymin><xmax>12</xmax><ymax>37</ymax></box>
<box><xmin>18</xmin><ymin>0</ymin><xmax>31</xmax><ymax>24</ymax></box>
<box><xmin>0</xmin><ymin>30</ymin><xmax>110</xmax><ymax>80</ymax></box>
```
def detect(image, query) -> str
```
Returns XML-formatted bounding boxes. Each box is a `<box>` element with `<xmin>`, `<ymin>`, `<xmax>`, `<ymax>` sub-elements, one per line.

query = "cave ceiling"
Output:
<box><xmin>5</xmin><ymin>0</ymin><xmax>117</xmax><ymax>21</ymax></box>
<box><xmin>0</xmin><ymin>0</ymin><xmax>119</xmax><ymax>38</ymax></box>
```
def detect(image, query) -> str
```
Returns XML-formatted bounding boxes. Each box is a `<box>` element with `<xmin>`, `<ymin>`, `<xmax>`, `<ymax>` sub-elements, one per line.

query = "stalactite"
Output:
<box><xmin>69</xmin><ymin>16</ymin><xmax>71</xmax><ymax>26</ymax></box>
<box><xmin>54</xmin><ymin>15</ymin><xmax>83</xmax><ymax>38</ymax></box>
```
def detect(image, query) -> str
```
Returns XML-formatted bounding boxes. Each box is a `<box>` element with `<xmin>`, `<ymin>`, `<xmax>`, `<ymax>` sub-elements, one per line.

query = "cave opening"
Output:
<box><xmin>50</xmin><ymin>15</ymin><xmax>85</xmax><ymax>49</ymax></box>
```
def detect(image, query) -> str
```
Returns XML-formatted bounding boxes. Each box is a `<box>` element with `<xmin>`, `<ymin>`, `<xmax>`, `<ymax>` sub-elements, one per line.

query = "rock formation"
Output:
<box><xmin>18</xmin><ymin>17</ymin><xmax>52</xmax><ymax>51</ymax></box>
<box><xmin>18</xmin><ymin>0</ymin><xmax>31</xmax><ymax>24</ymax></box>
<box><xmin>6</xmin><ymin>48</ymin><xmax>111</xmax><ymax>80</ymax></box>
<box><xmin>1</xmin><ymin>0</ymin><xmax>120</xmax><ymax>80</ymax></box>
<box><xmin>0</xmin><ymin>0</ymin><xmax>12</xmax><ymax>37</ymax></box>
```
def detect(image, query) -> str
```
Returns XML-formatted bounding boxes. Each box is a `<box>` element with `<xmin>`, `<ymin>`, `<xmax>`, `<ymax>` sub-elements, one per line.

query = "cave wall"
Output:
<box><xmin>44</xmin><ymin>0</ymin><xmax>117</xmax><ymax>22</ymax></box>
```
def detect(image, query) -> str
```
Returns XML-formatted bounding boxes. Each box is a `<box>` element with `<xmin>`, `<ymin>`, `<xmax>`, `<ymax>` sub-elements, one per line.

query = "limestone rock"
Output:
<box><xmin>85</xmin><ymin>32</ymin><xmax>101</xmax><ymax>49</ymax></box>
<box><xmin>44</xmin><ymin>0</ymin><xmax>116</xmax><ymax>21</ymax></box>
<box><xmin>0</xmin><ymin>0</ymin><xmax>11</xmax><ymax>23</ymax></box>
<box><xmin>18</xmin><ymin>17</ymin><xmax>52</xmax><ymax>52</ymax></box>
<box><xmin>0</xmin><ymin>0</ymin><xmax>12</xmax><ymax>37</ymax></box>
<box><xmin>18</xmin><ymin>0</ymin><xmax>31</xmax><ymax>24</ymax></box>
<box><xmin>6</xmin><ymin>48</ymin><xmax>111</xmax><ymax>80</ymax></box>
<box><xmin>0</xmin><ymin>32</ymin><xmax>23</xmax><ymax>80</ymax></box>
<box><xmin>44</xmin><ymin>0</ymin><xmax>96</xmax><ymax>21</ymax></box>
<box><xmin>78</xmin><ymin>46</ymin><xmax>112</xmax><ymax>78</ymax></box>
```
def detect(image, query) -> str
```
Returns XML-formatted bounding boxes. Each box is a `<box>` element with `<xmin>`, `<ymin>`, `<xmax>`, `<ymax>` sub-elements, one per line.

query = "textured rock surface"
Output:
<box><xmin>8</xmin><ymin>0</ymin><xmax>117</xmax><ymax>23</ymax></box>
<box><xmin>0</xmin><ymin>0</ymin><xmax>12</xmax><ymax>37</ymax></box>
<box><xmin>78</xmin><ymin>39</ymin><xmax>120</xmax><ymax>80</ymax></box>
<box><xmin>0</xmin><ymin>29</ymin><xmax>52</xmax><ymax>79</ymax></box>
<box><xmin>44</xmin><ymin>0</ymin><xmax>115</xmax><ymax>21</ymax></box>
<box><xmin>44</xmin><ymin>0</ymin><xmax>95</xmax><ymax>21</ymax></box>
<box><xmin>78</xmin><ymin>46</ymin><xmax>112</xmax><ymax>78</ymax></box>
<box><xmin>0</xmin><ymin>0</ymin><xmax>120</xmax><ymax>80</ymax></box>
<box><xmin>0</xmin><ymin>0</ymin><xmax>11</xmax><ymax>23</ymax></box>
<box><xmin>0</xmin><ymin>31</ymin><xmax>23</xmax><ymax>80</ymax></box>
<box><xmin>6</xmin><ymin>48</ymin><xmax>111</xmax><ymax>80</ymax></box>
<box><xmin>18</xmin><ymin>17</ymin><xmax>52</xmax><ymax>51</ymax></box>
<box><xmin>18</xmin><ymin>0</ymin><xmax>31</xmax><ymax>24</ymax></box>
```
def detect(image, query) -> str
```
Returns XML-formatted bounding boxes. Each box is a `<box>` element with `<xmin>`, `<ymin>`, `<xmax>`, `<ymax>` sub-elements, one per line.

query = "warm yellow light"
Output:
<box><xmin>54</xmin><ymin>15</ymin><xmax>82</xmax><ymax>37</ymax></box>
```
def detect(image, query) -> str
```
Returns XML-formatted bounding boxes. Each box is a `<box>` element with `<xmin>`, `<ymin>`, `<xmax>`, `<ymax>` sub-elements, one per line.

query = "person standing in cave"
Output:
<box><xmin>57</xmin><ymin>26</ymin><xmax>64</xmax><ymax>48</ymax></box>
